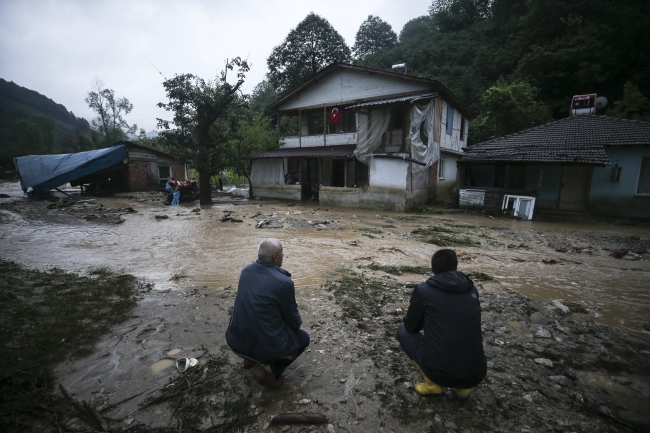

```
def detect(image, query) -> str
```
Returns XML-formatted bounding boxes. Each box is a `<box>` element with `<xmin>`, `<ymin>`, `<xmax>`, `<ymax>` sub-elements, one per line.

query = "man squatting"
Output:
<box><xmin>227</xmin><ymin>240</ymin><xmax>486</xmax><ymax>397</ymax></box>
<box><xmin>226</xmin><ymin>238</ymin><xmax>309</xmax><ymax>388</ymax></box>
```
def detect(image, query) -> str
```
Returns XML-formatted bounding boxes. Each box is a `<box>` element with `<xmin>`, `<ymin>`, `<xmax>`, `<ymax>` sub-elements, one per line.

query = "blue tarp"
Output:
<box><xmin>15</xmin><ymin>145</ymin><xmax>128</xmax><ymax>200</ymax></box>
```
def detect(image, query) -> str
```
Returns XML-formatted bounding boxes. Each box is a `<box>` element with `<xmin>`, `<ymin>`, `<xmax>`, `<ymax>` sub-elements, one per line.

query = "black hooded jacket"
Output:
<box><xmin>403</xmin><ymin>271</ymin><xmax>487</xmax><ymax>388</ymax></box>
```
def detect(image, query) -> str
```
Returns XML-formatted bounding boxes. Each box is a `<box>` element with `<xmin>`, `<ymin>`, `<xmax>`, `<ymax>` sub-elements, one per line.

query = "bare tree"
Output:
<box><xmin>85</xmin><ymin>78</ymin><xmax>137</xmax><ymax>146</ymax></box>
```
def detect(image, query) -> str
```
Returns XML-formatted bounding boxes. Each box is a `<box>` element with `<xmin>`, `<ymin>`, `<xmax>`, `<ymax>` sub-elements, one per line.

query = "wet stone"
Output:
<box><xmin>535</xmin><ymin>358</ymin><xmax>554</xmax><ymax>367</ymax></box>
<box><xmin>444</xmin><ymin>421</ymin><xmax>458</xmax><ymax>430</ymax></box>
<box><xmin>534</xmin><ymin>328</ymin><xmax>552</xmax><ymax>339</ymax></box>
<box><xmin>529</xmin><ymin>312</ymin><xmax>548</xmax><ymax>326</ymax></box>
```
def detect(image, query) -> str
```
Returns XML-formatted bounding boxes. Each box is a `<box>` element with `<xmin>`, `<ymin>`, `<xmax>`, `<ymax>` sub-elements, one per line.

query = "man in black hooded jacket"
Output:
<box><xmin>397</xmin><ymin>249</ymin><xmax>486</xmax><ymax>398</ymax></box>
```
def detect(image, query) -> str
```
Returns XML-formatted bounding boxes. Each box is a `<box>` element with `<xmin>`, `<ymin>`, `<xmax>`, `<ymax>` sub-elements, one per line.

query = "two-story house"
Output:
<box><xmin>246</xmin><ymin>63</ymin><xmax>474</xmax><ymax>211</ymax></box>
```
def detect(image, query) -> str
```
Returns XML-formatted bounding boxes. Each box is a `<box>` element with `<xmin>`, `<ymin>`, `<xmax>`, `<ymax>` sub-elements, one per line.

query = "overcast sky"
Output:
<box><xmin>0</xmin><ymin>0</ymin><xmax>430</xmax><ymax>132</ymax></box>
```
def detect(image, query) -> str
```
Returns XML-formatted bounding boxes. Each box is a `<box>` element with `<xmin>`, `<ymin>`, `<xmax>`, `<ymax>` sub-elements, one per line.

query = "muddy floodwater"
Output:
<box><xmin>3</xmin><ymin>181</ymin><xmax>650</xmax><ymax>432</ymax></box>
<box><xmin>0</xmin><ymin>181</ymin><xmax>648</xmax><ymax>334</ymax></box>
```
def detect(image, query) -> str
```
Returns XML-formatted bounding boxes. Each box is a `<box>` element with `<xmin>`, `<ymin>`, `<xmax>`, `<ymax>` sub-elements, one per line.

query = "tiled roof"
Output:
<box><xmin>245</xmin><ymin>144</ymin><xmax>356</xmax><ymax>159</ymax></box>
<box><xmin>460</xmin><ymin>116</ymin><xmax>650</xmax><ymax>165</ymax></box>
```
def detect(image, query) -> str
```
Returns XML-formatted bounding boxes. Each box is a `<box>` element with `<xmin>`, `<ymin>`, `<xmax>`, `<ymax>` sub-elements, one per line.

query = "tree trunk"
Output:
<box><xmin>199</xmin><ymin>170</ymin><xmax>212</xmax><ymax>205</ymax></box>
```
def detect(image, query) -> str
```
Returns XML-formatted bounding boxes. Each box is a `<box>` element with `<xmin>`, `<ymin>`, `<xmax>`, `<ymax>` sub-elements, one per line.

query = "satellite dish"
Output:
<box><xmin>596</xmin><ymin>96</ymin><xmax>608</xmax><ymax>110</ymax></box>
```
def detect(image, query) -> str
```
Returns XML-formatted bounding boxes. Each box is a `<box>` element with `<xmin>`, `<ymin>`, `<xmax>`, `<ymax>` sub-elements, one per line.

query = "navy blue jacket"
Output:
<box><xmin>403</xmin><ymin>271</ymin><xmax>487</xmax><ymax>388</ymax></box>
<box><xmin>225</xmin><ymin>260</ymin><xmax>302</xmax><ymax>363</ymax></box>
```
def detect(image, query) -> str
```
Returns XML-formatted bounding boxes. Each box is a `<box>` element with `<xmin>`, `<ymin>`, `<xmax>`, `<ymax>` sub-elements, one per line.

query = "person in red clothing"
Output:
<box><xmin>397</xmin><ymin>249</ymin><xmax>487</xmax><ymax>398</ymax></box>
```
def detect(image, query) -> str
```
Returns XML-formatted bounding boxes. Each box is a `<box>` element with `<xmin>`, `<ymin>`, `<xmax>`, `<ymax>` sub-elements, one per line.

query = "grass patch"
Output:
<box><xmin>412</xmin><ymin>227</ymin><xmax>480</xmax><ymax>247</ymax></box>
<box><xmin>355</xmin><ymin>227</ymin><xmax>383</xmax><ymax>235</ymax></box>
<box><xmin>0</xmin><ymin>260</ymin><xmax>151</xmax><ymax>431</ymax></box>
<box><xmin>364</xmin><ymin>262</ymin><xmax>430</xmax><ymax>276</ymax></box>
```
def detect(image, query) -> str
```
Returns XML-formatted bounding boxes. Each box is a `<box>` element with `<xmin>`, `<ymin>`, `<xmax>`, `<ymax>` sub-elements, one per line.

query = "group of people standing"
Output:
<box><xmin>225</xmin><ymin>238</ymin><xmax>487</xmax><ymax>398</ymax></box>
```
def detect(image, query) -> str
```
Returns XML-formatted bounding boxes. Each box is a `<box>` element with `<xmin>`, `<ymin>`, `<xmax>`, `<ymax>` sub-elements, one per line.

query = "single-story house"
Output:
<box><xmin>245</xmin><ymin>63</ymin><xmax>474</xmax><ymax>211</ymax></box>
<box><xmin>15</xmin><ymin>141</ymin><xmax>187</xmax><ymax>198</ymax></box>
<box><xmin>457</xmin><ymin>115</ymin><xmax>650</xmax><ymax>218</ymax></box>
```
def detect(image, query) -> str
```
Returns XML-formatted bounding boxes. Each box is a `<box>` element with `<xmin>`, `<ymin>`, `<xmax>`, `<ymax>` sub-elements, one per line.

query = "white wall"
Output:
<box><xmin>278</xmin><ymin>69</ymin><xmax>431</xmax><ymax>111</ymax></box>
<box><xmin>369</xmin><ymin>157</ymin><xmax>408</xmax><ymax>189</ymax></box>
<box><xmin>282</xmin><ymin>133</ymin><xmax>357</xmax><ymax>148</ymax></box>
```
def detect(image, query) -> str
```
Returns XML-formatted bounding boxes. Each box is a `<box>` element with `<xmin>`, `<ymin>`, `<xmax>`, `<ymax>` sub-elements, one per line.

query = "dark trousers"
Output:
<box><xmin>269</xmin><ymin>329</ymin><xmax>310</xmax><ymax>377</ymax></box>
<box><xmin>396</xmin><ymin>323</ymin><xmax>428</xmax><ymax>368</ymax></box>
<box><xmin>396</xmin><ymin>324</ymin><xmax>486</xmax><ymax>388</ymax></box>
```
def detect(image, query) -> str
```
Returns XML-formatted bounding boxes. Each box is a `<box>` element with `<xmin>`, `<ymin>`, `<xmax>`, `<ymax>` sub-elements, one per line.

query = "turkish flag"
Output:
<box><xmin>330</xmin><ymin>107</ymin><xmax>341</xmax><ymax>125</ymax></box>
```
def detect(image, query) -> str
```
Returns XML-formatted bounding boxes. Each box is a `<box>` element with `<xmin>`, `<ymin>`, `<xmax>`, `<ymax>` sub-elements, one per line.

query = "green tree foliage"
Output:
<box><xmin>31</xmin><ymin>115</ymin><xmax>56</xmax><ymax>153</ymax></box>
<box><xmin>429</xmin><ymin>0</ymin><xmax>480</xmax><ymax>31</ymax></box>
<box><xmin>156</xmin><ymin>58</ymin><xmax>250</xmax><ymax>205</ymax></box>
<box><xmin>250</xmin><ymin>75</ymin><xmax>280</xmax><ymax>120</ymax></box>
<box><xmin>358</xmin><ymin>0</ymin><xmax>650</xmax><ymax>143</ymax></box>
<box><xmin>222</xmin><ymin>112</ymin><xmax>279</xmax><ymax>197</ymax></box>
<box><xmin>85</xmin><ymin>78</ymin><xmax>137</xmax><ymax>147</ymax></box>
<box><xmin>267</xmin><ymin>12</ymin><xmax>351</xmax><ymax>93</ymax></box>
<box><xmin>608</xmin><ymin>82</ymin><xmax>650</xmax><ymax>121</ymax></box>
<box><xmin>0</xmin><ymin>79</ymin><xmax>91</xmax><ymax>161</ymax></box>
<box><xmin>471</xmin><ymin>79</ymin><xmax>547</xmax><ymax>143</ymax></box>
<box><xmin>14</xmin><ymin>119</ymin><xmax>45</xmax><ymax>154</ymax></box>
<box><xmin>352</xmin><ymin>15</ymin><xmax>397</xmax><ymax>59</ymax></box>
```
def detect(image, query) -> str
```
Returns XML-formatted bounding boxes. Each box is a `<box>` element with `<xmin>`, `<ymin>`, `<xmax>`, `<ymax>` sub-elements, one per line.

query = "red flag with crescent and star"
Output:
<box><xmin>330</xmin><ymin>107</ymin><xmax>341</xmax><ymax>125</ymax></box>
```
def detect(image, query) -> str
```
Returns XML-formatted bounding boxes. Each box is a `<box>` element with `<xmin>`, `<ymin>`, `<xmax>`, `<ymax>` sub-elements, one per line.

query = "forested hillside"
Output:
<box><xmin>354</xmin><ymin>0</ymin><xmax>650</xmax><ymax>143</ymax></box>
<box><xmin>0</xmin><ymin>79</ymin><xmax>93</xmax><ymax>167</ymax></box>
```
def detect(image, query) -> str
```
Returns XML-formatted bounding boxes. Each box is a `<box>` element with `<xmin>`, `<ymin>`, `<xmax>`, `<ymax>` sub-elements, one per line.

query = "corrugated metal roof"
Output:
<box><xmin>346</xmin><ymin>93</ymin><xmax>437</xmax><ymax>109</ymax></box>
<box><xmin>460</xmin><ymin>116</ymin><xmax>650</xmax><ymax>165</ymax></box>
<box><xmin>245</xmin><ymin>144</ymin><xmax>356</xmax><ymax>159</ymax></box>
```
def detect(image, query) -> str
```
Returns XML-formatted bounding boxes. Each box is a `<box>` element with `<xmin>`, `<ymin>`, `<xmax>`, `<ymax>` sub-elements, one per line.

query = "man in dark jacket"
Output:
<box><xmin>226</xmin><ymin>238</ymin><xmax>309</xmax><ymax>388</ymax></box>
<box><xmin>397</xmin><ymin>249</ymin><xmax>486</xmax><ymax>398</ymax></box>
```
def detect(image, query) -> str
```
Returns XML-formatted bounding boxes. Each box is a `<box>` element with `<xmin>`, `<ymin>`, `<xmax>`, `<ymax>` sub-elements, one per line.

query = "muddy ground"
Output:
<box><xmin>0</xmin><ymin>182</ymin><xmax>649</xmax><ymax>432</ymax></box>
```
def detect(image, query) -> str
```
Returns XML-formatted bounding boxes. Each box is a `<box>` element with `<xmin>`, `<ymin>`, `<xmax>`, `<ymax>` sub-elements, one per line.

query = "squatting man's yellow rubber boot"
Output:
<box><xmin>454</xmin><ymin>388</ymin><xmax>471</xmax><ymax>399</ymax></box>
<box><xmin>412</xmin><ymin>360</ymin><xmax>444</xmax><ymax>395</ymax></box>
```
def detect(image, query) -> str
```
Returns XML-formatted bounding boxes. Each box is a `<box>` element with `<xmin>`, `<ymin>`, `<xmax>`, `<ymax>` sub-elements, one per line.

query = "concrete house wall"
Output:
<box><xmin>588</xmin><ymin>146</ymin><xmax>650</xmax><ymax>217</ymax></box>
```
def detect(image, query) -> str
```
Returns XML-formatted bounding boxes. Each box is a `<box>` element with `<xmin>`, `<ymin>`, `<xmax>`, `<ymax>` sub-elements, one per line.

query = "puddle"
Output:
<box><xmin>166</xmin><ymin>348</ymin><xmax>182</xmax><ymax>356</ymax></box>
<box><xmin>150</xmin><ymin>358</ymin><xmax>175</xmax><ymax>373</ymax></box>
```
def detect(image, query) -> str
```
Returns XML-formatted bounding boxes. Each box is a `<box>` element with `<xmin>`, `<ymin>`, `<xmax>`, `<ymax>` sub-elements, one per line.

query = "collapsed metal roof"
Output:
<box><xmin>346</xmin><ymin>93</ymin><xmax>437</xmax><ymax>109</ymax></box>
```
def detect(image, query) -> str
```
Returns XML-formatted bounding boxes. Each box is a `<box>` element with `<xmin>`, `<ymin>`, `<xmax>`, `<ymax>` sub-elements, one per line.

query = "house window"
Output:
<box><xmin>446</xmin><ymin>106</ymin><xmax>454</xmax><ymax>135</ymax></box>
<box><xmin>307</xmin><ymin>112</ymin><xmax>324</xmax><ymax>135</ymax></box>
<box><xmin>438</xmin><ymin>158</ymin><xmax>446</xmax><ymax>180</ymax></box>
<box><xmin>637</xmin><ymin>158</ymin><xmax>650</xmax><ymax>195</ymax></box>
<box><xmin>460</xmin><ymin>116</ymin><xmax>465</xmax><ymax>140</ymax></box>
<box><xmin>158</xmin><ymin>166</ymin><xmax>171</xmax><ymax>179</ymax></box>
<box><xmin>611</xmin><ymin>165</ymin><xmax>622</xmax><ymax>182</ymax></box>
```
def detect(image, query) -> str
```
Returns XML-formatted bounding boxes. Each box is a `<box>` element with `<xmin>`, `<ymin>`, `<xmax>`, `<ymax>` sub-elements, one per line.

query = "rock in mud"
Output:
<box><xmin>529</xmin><ymin>312</ymin><xmax>548</xmax><ymax>325</ymax></box>
<box><xmin>535</xmin><ymin>358</ymin><xmax>554</xmax><ymax>367</ymax></box>
<box><xmin>534</xmin><ymin>328</ymin><xmax>552</xmax><ymax>339</ymax></box>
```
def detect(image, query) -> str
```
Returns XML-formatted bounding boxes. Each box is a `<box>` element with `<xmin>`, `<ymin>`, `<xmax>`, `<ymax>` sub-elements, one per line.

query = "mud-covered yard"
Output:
<box><xmin>0</xmin><ymin>181</ymin><xmax>649</xmax><ymax>433</ymax></box>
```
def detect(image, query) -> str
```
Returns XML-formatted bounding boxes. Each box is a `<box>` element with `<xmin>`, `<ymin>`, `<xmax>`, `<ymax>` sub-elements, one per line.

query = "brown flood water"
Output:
<box><xmin>0</xmin><ymin>185</ymin><xmax>648</xmax><ymax>333</ymax></box>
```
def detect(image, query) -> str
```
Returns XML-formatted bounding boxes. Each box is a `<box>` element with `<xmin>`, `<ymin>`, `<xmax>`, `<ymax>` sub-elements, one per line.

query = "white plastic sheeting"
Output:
<box><xmin>251</xmin><ymin>159</ymin><xmax>285</xmax><ymax>185</ymax></box>
<box><xmin>354</xmin><ymin>108</ymin><xmax>391</xmax><ymax>165</ymax></box>
<box><xmin>409</xmin><ymin>100</ymin><xmax>439</xmax><ymax>171</ymax></box>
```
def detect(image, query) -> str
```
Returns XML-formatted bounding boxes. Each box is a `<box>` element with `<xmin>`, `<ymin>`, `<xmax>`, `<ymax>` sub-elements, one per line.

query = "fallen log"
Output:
<box><xmin>270</xmin><ymin>412</ymin><xmax>328</xmax><ymax>425</ymax></box>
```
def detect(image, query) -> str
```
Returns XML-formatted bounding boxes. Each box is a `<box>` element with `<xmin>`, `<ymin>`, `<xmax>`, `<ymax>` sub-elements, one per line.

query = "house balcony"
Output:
<box><xmin>282</xmin><ymin>132</ymin><xmax>357</xmax><ymax>148</ymax></box>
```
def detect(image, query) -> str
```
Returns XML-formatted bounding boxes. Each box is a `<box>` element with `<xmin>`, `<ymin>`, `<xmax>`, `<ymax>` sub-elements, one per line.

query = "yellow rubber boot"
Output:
<box><xmin>454</xmin><ymin>388</ymin><xmax>471</xmax><ymax>399</ymax></box>
<box><xmin>411</xmin><ymin>360</ymin><xmax>444</xmax><ymax>395</ymax></box>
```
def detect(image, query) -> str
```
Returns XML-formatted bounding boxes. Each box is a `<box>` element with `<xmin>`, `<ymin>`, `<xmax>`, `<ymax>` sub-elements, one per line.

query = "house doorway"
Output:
<box><xmin>301</xmin><ymin>158</ymin><xmax>319</xmax><ymax>200</ymax></box>
<box><xmin>558</xmin><ymin>166</ymin><xmax>591</xmax><ymax>210</ymax></box>
<box><xmin>331</xmin><ymin>159</ymin><xmax>345</xmax><ymax>187</ymax></box>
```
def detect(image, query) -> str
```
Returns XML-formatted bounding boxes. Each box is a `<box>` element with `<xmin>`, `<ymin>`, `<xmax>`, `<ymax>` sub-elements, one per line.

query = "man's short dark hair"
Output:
<box><xmin>431</xmin><ymin>249</ymin><xmax>458</xmax><ymax>274</ymax></box>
